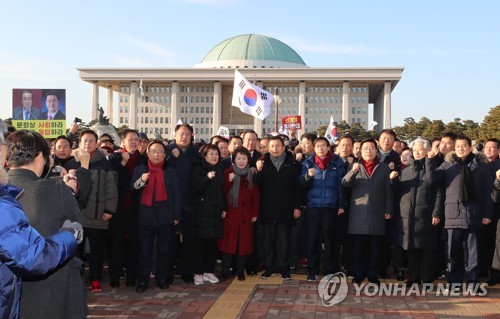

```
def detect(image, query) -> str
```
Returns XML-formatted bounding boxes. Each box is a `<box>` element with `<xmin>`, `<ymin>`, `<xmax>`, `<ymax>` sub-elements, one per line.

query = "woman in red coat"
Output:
<box><xmin>219</xmin><ymin>147</ymin><xmax>260</xmax><ymax>281</ymax></box>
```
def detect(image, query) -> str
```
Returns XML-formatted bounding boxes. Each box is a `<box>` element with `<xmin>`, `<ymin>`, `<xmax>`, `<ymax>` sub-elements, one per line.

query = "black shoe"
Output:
<box><xmin>136</xmin><ymin>283</ymin><xmax>148</xmax><ymax>293</ymax></box>
<box><xmin>487</xmin><ymin>269</ymin><xmax>500</xmax><ymax>286</ymax></box>
<box><xmin>110</xmin><ymin>279</ymin><xmax>120</xmax><ymax>288</ymax></box>
<box><xmin>261</xmin><ymin>270</ymin><xmax>274</xmax><ymax>279</ymax></box>
<box><xmin>352</xmin><ymin>277</ymin><xmax>363</xmax><ymax>285</ymax></box>
<box><xmin>237</xmin><ymin>272</ymin><xmax>246</xmax><ymax>281</ymax></box>
<box><xmin>307</xmin><ymin>274</ymin><xmax>318</xmax><ymax>282</ymax></box>
<box><xmin>126</xmin><ymin>279</ymin><xmax>136</xmax><ymax>287</ymax></box>
<box><xmin>281</xmin><ymin>273</ymin><xmax>291</xmax><ymax>281</ymax></box>
<box><xmin>369</xmin><ymin>279</ymin><xmax>381</xmax><ymax>286</ymax></box>
<box><xmin>487</xmin><ymin>278</ymin><xmax>498</xmax><ymax>286</ymax></box>
<box><xmin>247</xmin><ymin>269</ymin><xmax>257</xmax><ymax>276</ymax></box>
<box><xmin>181</xmin><ymin>274</ymin><xmax>194</xmax><ymax>284</ymax></box>
<box><xmin>396</xmin><ymin>269</ymin><xmax>405</xmax><ymax>281</ymax></box>
<box><xmin>157</xmin><ymin>281</ymin><xmax>169</xmax><ymax>289</ymax></box>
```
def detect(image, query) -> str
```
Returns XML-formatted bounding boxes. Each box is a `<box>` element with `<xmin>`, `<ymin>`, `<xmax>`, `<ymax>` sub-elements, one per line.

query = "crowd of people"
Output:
<box><xmin>0</xmin><ymin>119</ymin><xmax>499</xmax><ymax>318</ymax></box>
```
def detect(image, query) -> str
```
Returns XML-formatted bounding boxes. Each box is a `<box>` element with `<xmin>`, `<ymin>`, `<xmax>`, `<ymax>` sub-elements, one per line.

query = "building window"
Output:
<box><xmin>352</xmin><ymin>107</ymin><xmax>355</xmax><ymax>114</ymax></box>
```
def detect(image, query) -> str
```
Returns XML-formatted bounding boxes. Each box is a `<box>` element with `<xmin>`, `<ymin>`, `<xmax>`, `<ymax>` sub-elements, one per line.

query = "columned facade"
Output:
<box><xmin>383</xmin><ymin>81</ymin><xmax>392</xmax><ymax>129</ymax></box>
<box><xmin>213</xmin><ymin>81</ymin><xmax>222</xmax><ymax>134</ymax></box>
<box><xmin>342</xmin><ymin>81</ymin><xmax>350</xmax><ymax>123</ymax></box>
<box><xmin>170</xmin><ymin>81</ymin><xmax>179</xmax><ymax>136</ymax></box>
<box><xmin>106</xmin><ymin>87</ymin><xmax>113</xmax><ymax>122</ymax></box>
<box><xmin>79</xmin><ymin>67</ymin><xmax>403</xmax><ymax>139</ymax></box>
<box><xmin>298</xmin><ymin>81</ymin><xmax>306</xmax><ymax>136</ymax></box>
<box><xmin>91</xmin><ymin>82</ymin><xmax>99</xmax><ymax>121</ymax></box>
<box><xmin>129</xmin><ymin>81</ymin><xmax>137</xmax><ymax>129</ymax></box>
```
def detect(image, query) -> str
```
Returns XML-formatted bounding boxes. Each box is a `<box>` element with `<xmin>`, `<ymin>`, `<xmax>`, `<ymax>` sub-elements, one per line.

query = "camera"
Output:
<box><xmin>74</xmin><ymin>117</ymin><xmax>82</xmax><ymax>124</ymax></box>
<box><xmin>49</xmin><ymin>165</ymin><xmax>63</xmax><ymax>178</ymax></box>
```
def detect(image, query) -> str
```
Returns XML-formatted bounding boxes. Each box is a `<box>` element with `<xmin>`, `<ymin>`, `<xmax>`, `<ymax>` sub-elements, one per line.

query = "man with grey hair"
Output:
<box><xmin>409</xmin><ymin>138</ymin><xmax>431</xmax><ymax>151</ymax></box>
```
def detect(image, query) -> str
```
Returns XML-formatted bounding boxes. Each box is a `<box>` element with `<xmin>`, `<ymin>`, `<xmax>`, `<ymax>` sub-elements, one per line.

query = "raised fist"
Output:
<box><xmin>352</xmin><ymin>163</ymin><xmax>360</xmax><ymax>173</ymax></box>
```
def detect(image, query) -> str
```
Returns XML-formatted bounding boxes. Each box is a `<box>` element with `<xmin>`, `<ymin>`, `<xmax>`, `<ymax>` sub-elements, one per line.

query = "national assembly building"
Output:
<box><xmin>78</xmin><ymin>34</ymin><xmax>404</xmax><ymax>140</ymax></box>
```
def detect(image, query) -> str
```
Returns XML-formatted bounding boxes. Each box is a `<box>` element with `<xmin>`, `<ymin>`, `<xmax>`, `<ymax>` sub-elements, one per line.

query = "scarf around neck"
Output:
<box><xmin>362</xmin><ymin>159</ymin><xmax>377</xmax><ymax>176</ymax></box>
<box><xmin>455</xmin><ymin>153</ymin><xmax>476</xmax><ymax>202</ymax></box>
<box><xmin>229</xmin><ymin>164</ymin><xmax>253</xmax><ymax>207</ymax></box>
<box><xmin>140</xmin><ymin>160</ymin><xmax>168</xmax><ymax>206</ymax></box>
<box><xmin>314</xmin><ymin>151</ymin><xmax>334</xmax><ymax>171</ymax></box>
<box><xmin>270</xmin><ymin>151</ymin><xmax>287</xmax><ymax>171</ymax></box>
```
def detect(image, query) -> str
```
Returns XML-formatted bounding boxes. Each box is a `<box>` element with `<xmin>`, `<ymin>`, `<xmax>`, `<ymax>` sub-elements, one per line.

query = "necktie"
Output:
<box><xmin>48</xmin><ymin>115</ymin><xmax>53</xmax><ymax>120</ymax></box>
<box><xmin>25</xmin><ymin>112</ymin><xmax>30</xmax><ymax>120</ymax></box>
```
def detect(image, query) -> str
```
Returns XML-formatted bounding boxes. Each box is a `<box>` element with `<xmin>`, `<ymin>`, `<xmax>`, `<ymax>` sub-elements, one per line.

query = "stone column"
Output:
<box><xmin>383</xmin><ymin>81</ymin><xmax>392</xmax><ymax>129</ymax></box>
<box><xmin>213</xmin><ymin>81</ymin><xmax>221</xmax><ymax>135</ymax></box>
<box><xmin>342</xmin><ymin>81</ymin><xmax>350</xmax><ymax>124</ymax></box>
<box><xmin>106</xmin><ymin>87</ymin><xmax>113</xmax><ymax>123</ymax></box>
<box><xmin>298</xmin><ymin>81</ymin><xmax>306</xmax><ymax>134</ymax></box>
<box><xmin>170</xmin><ymin>81</ymin><xmax>179</xmax><ymax>137</ymax></box>
<box><xmin>129</xmin><ymin>81</ymin><xmax>137</xmax><ymax>129</ymax></box>
<box><xmin>91</xmin><ymin>82</ymin><xmax>99</xmax><ymax>121</ymax></box>
<box><xmin>253</xmin><ymin>81</ymin><xmax>263</xmax><ymax>136</ymax></box>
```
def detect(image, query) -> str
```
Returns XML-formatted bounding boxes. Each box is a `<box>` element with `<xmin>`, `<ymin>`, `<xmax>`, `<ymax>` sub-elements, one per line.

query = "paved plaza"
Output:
<box><xmin>87</xmin><ymin>269</ymin><xmax>500</xmax><ymax>319</ymax></box>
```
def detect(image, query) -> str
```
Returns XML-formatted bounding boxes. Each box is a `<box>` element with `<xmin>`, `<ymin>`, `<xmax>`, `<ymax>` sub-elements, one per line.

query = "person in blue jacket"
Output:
<box><xmin>0</xmin><ymin>165</ymin><xmax>80</xmax><ymax>319</ymax></box>
<box><xmin>299</xmin><ymin>137</ymin><xmax>345</xmax><ymax>282</ymax></box>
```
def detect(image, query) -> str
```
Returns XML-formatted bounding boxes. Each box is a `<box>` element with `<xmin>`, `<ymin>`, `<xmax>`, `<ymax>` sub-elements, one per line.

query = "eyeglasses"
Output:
<box><xmin>361</xmin><ymin>148</ymin><xmax>376</xmax><ymax>152</ymax></box>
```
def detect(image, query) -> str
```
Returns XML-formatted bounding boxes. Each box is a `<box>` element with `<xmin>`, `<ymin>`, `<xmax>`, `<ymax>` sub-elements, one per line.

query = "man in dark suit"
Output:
<box><xmin>243</xmin><ymin>130</ymin><xmax>262</xmax><ymax>166</ymax></box>
<box><xmin>12</xmin><ymin>89</ymin><xmax>41</xmax><ymax>120</ymax></box>
<box><xmin>41</xmin><ymin>91</ymin><xmax>66</xmax><ymax>120</ymax></box>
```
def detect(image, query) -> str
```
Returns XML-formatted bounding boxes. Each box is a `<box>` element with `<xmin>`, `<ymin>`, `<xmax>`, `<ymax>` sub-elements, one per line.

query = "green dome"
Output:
<box><xmin>196</xmin><ymin>34</ymin><xmax>307</xmax><ymax>68</ymax></box>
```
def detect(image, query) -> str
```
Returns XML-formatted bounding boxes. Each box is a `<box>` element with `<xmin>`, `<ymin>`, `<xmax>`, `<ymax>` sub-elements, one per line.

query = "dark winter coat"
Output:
<box><xmin>192</xmin><ymin>160</ymin><xmax>226</xmax><ymax>239</ymax></box>
<box><xmin>253</xmin><ymin>151</ymin><xmax>302</xmax><ymax>224</ymax></box>
<box><xmin>393</xmin><ymin>158</ymin><xmax>444</xmax><ymax>250</ymax></box>
<box><xmin>300</xmin><ymin>153</ymin><xmax>345</xmax><ymax>208</ymax></box>
<box><xmin>166</xmin><ymin>143</ymin><xmax>202</xmax><ymax>211</ymax></box>
<box><xmin>67</xmin><ymin>149</ymin><xmax>118</xmax><ymax>230</ymax></box>
<box><xmin>0</xmin><ymin>184</ymin><xmax>77</xmax><ymax>319</ymax></box>
<box><xmin>218</xmin><ymin>166</ymin><xmax>260</xmax><ymax>256</ymax></box>
<box><xmin>108</xmin><ymin>151</ymin><xmax>147</xmax><ymax>211</ymax></box>
<box><xmin>7</xmin><ymin>169</ymin><xmax>88</xmax><ymax>319</ymax></box>
<box><xmin>426</xmin><ymin>152</ymin><xmax>494</xmax><ymax>229</ymax></box>
<box><xmin>59</xmin><ymin>156</ymin><xmax>93</xmax><ymax>210</ymax></box>
<box><xmin>131</xmin><ymin>163</ymin><xmax>181</xmax><ymax>226</ymax></box>
<box><xmin>342</xmin><ymin>160</ymin><xmax>393</xmax><ymax>236</ymax></box>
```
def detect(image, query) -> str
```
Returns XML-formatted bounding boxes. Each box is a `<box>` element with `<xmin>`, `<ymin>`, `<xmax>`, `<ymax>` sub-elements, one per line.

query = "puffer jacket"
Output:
<box><xmin>0</xmin><ymin>184</ymin><xmax>76</xmax><ymax>319</ymax></box>
<box><xmin>192</xmin><ymin>160</ymin><xmax>226</xmax><ymax>239</ymax></box>
<box><xmin>300</xmin><ymin>153</ymin><xmax>345</xmax><ymax>208</ymax></box>
<box><xmin>393</xmin><ymin>158</ymin><xmax>443</xmax><ymax>250</ymax></box>
<box><xmin>66</xmin><ymin>149</ymin><xmax>118</xmax><ymax>229</ymax></box>
<box><xmin>426</xmin><ymin>152</ymin><xmax>494</xmax><ymax>229</ymax></box>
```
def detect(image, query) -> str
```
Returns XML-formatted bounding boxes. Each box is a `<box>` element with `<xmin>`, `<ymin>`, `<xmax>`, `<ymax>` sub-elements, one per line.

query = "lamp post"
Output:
<box><xmin>274</xmin><ymin>89</ymin><xmax>282</xmax><ymax>132</ymax></box>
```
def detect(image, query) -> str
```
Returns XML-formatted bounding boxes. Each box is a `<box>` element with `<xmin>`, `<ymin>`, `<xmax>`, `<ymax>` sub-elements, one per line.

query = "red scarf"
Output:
<box><xmin>314</xmin><ymin>151</ymin><xmax>334</xmax><ymax>171</ymax></box>
<box><xmin>140</xmin><ymin>160</ymin><xmax>168</xmax><ymax>206</ymax></box>
<box><xmin>362</xmin><ymin>159</ymin><xmax>377</xmax><ymax>176</ymax></box>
